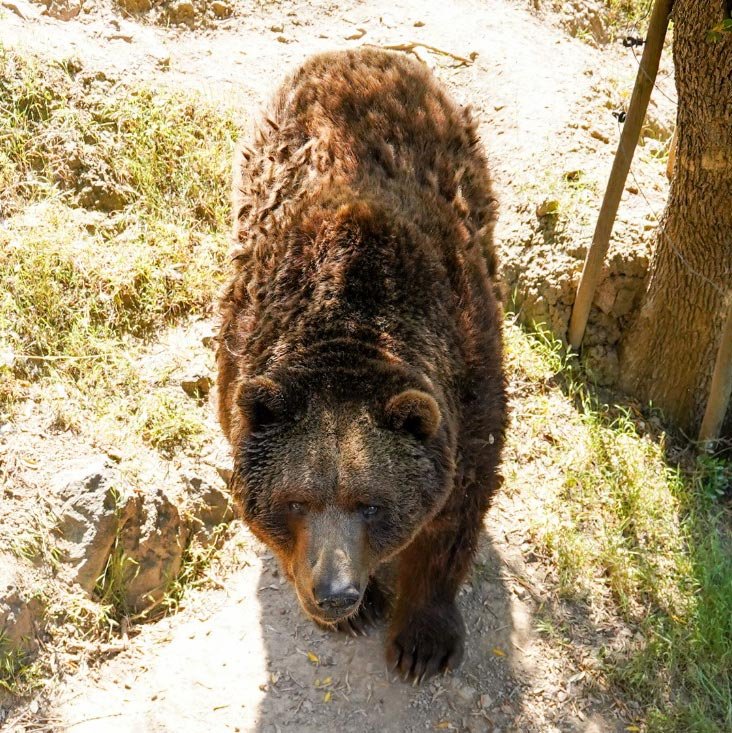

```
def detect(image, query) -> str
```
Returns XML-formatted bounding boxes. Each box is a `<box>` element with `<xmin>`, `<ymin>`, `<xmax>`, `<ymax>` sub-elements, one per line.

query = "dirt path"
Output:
<box><xmin>0</xmin><ymin>1</ymin><xmax>669</xmax><ymax>730</ymax></box>
<box><xmin>0</xmin><ymin>0</ymin><xmax>605</xmax><ymax>194</ymax></box>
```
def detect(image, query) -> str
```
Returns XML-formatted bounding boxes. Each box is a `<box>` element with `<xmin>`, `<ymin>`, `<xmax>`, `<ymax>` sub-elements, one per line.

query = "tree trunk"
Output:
<box><xmin>618</xmin><ymin>0</ymin><xmax>732</xmax><ymax>435</ymax></box>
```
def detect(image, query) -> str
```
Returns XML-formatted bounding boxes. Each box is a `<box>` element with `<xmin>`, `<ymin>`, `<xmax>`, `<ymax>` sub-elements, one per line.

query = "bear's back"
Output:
<box><xmin>232</xmin><ymin>50</ymin><xmax>498</xmax><ymax>283</ymax></box>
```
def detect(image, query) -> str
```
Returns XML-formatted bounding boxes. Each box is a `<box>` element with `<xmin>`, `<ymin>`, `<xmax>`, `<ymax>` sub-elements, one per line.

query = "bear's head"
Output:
<box><xmin>227</xmin><ymin>370</ymin><xmax>455</xmax><ymax>625</ymax></box>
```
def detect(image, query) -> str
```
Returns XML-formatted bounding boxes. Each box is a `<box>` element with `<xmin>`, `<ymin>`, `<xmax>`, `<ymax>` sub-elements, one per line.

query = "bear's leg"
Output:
<box><xmin>386</xmin><ymin>486</ymin><xmax>485</xmax><ymax>681</ymax></box>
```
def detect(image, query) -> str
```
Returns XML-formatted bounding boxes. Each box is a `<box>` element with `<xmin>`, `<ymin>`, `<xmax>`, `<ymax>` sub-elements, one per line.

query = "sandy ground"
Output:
<box><xmin>0</xmin><ymin>0</ymin><xmax>676</xmax><ymax>730</ymax></box>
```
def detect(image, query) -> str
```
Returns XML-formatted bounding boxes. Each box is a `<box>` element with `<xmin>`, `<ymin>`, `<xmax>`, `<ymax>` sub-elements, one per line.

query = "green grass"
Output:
<box><xmin>138</xmin><ymin>391</ymin><xmax>206</xmax><ymax>456</ymax></box>
<box><xmin>601</xmin><ymin>0</ymin><xmax>651</xmax><ymax>35</ymax></box>
<box><xmin>162</xmin><ymin>522</ymin><xmax>230</xmax><ymax>615</ymax></box>
<box><xmin>0</xmin><ymin>631</ymin><xmax>40</xmax><ymax>695</ymax></box>
<box><xmin>504</xmin><ymin>323</ymin><xmax>732</xmax><ymax>732</ymax></box>
<box><xmin>0</xmin><ymin>48</ymin><xmax>236</xmax><ymax>453</ymax></box>
<box><xmin>555</xmin><ymin>0</ymin><xmax>653</xmax><ymax>44</ymax></box>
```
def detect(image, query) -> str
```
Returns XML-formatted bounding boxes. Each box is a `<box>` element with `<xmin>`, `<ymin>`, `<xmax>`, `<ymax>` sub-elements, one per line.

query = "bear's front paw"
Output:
<box><xmin>386</xmin><ymin>602</ymin><xmax>465</xmax><ymax>682</ymax></box>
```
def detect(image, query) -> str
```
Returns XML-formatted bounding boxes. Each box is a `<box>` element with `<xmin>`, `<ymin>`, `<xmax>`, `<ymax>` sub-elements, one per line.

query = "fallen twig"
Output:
<box><xmin>363</xmin><ymin>42</ymin><xmax>477</xmax><ymax>66</ymax></box>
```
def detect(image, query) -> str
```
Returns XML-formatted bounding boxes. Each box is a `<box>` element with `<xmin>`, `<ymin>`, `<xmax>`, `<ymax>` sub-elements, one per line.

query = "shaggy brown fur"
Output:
<box><xmin>217</xmin><ymin>48</ymin><xmax>506</xmax><ymax>682</ymax></box>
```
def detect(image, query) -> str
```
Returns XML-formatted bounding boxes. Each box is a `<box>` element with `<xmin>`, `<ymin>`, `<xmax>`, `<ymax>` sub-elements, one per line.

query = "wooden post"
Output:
<box><xmin>699</xmin><ymin>297</ymin><xmax>732</xmax><ymax>445</ymax></box>
<box><xmin>567</xmin><ymin>0</ymin><xmax>675</xmax><ymax>349</ymax></box>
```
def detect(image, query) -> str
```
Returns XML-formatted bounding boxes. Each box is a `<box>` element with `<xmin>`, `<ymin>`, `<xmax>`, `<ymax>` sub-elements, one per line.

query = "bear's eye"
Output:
<box><xmin>359</xmin><ymin>504</ymin><xmax>380</xmax><ymax>519</ymax></box>
<box><xmin>288</xmin><ymin>501</ymin><xmax>308</xmax><ymax>515</ymax></box>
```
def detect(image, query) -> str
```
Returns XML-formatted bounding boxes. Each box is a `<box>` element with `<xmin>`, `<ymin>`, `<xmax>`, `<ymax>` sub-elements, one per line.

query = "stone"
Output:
<box><xmin>216</xmin><ymin>465</ymin><xmax>233</xmax><ymax>485</ymax></box>
<box><xmin>590</xmin><ymin>128</ymin><xmax>609</xmax><ymax>144</ymax></box>
<box><xmin>54</xmin><ymin>456</ymin><xmax>137</xmax><ymax>594</ymax></box>
<box><xmin>1</xmin><ymin>0</ymin><xmax>42</xmax><ymax>19</ymax></box>
<box><xmin>117</xmin><ymin>0</ymin><xmax>150</xmax><ymax>11</ymax></box>
<box><xmin>54</xmin><ymin>457</ymin><xmax>196</xmax><ymax>612</ymax></box>
<box><xmin>593</xmin><ymin>278</ymin><xmax>616</xmax><ymax>315</ymax></box>
<box><xmin>584</xmin><ymin>345</ymin><xmax>619</xmax><ymax>386</ymax></box>
<box><xmin>613</xmin><ymin>286</ymin><xmax>638</xmax><ymax>317</ymax></box>
<box><xmin>450</xmin><ymin>678</ymin><xmax>477</xmax><ymax>704</ymax></box>
<box><xmin>167</xmin><ymin>0</ymin><xmax>195</xmax><ymax>24</ymax></box>
<box><xmin>42</xmin><ymin>0</ymin><xmax>82</xmax><ymax>20</ymax></box>
<box><xmin>211</xmin><ymin>0</ymin><xmax>231</xmax><ymax>17</ymax></box>
<box><xmin>536</xmin><ymin>199</ymin><xmax>560</xmax><ymax>217</ymax></box>
<box><xmin>0</xmin><ymin>555</ymin><xmax>43</xmax><ymax>656</ymax></box>
<box><xmin>77</xmin><ymin>179</ymin><xmax>130</xmax><ymax>212</ymax></box>
<box><xmin>117</xmin><ymin>488</ymin><xmax>189</xmax><ymax>612</ymax></box>
<box><xmin>182</xmin><ymin>473</ymin><xmax>234</xmax><ymax>540</ymax></box>
<box><xmin>181</xmin><ymin>374</ymin><xmax>212</xmax><ymax>398</ymax></box>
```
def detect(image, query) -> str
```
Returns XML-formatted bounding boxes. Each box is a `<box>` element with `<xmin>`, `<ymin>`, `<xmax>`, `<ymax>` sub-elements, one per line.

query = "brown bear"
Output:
<box><xmin>217</xmin><ymin>48</ymin><xmax>506</xmax><ymax>682</ymax></box>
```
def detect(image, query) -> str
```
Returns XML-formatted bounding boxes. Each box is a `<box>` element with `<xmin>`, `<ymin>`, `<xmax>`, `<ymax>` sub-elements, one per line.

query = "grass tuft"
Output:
<box><xmin>0</xmin><ymin>48</ymin><xmax>236</xmax><ymax>455</ymax></box>
<box><xmin>0</xmin><ymin>631</ymin><xmax>42</xmax><ymax>696</ymax></box>
<box><xmin>505</xmin><ymin>323</ymin><xmax>732</xmax><ymax>732</ymax></box>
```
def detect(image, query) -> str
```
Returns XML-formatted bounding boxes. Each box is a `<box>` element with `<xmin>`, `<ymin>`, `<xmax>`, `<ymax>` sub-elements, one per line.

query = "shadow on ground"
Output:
<box><xmin>252</xmin><ymin>533</ymin><xmax>521</xmax><ymax>733</ymax></box>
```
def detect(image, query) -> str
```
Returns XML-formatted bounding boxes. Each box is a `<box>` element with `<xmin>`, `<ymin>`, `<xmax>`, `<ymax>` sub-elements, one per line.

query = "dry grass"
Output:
<box><xmin>0</xmin><ymin>47</ymin><xmax>236</xmax><ymax>455</ymax></box>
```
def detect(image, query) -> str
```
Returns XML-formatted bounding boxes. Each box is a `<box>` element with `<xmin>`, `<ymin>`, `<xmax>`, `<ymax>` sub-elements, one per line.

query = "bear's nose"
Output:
<box><xmin>313</xmin><ymin>581</ymin><xmax>361</xmax><ymax>611</ymax></box>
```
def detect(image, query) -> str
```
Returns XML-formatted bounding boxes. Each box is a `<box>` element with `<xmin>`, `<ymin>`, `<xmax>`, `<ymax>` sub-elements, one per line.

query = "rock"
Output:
<box><xmin>167</xmin><ymin>0</ymin><xmax>195</xmax><ymax>24</ymax></box>
<box><xmin>77</xmin><ymin>179</ymin><xmax>130</xmax><ymax>212</ymax></box>
<box><xmin>216</xmin><ymin>465</ymin><xmax>233</xmax><ymax>485</ymax></box>
<box><xmin>536</xmin><ymin>199</ymin><xmax>560</xmax><ymax>217</ymax></box>
<box><xmin>181</xmin><ymin>374</ymin><xmax>212</xmax><ymax>398</ymax></box>
<box><xmin>116</xmin><ymin>0</ymin><xmax>150</xmax><ymax>11</ymax></box>
<box><xmin>210</xmin><ymin>0</ymin><xmax>231</xmax><ymax>17</ymax></box>
<box><xmin>54</xmin><ymin>456</ymin><xmax>137</xmax><ymax>594</ymax></box>
<box><xmin>584</xmin><ymin>345</ymin><xmax>619</xmax><ymax>386</ymax></box>
<box><xmin>593</xmin><ymin>278</ymin><xmax>616</xmax><ymax>315</ymax></box>
<box><xmin>450</xmin><ymin>679</ymin><xmax>477</xmax><ymax>704</ymax></box>
<box><xmin>0</xmin><ymin>555</ymin><xmax>43</xmax><ymax>656</ymax></box>
<box><xmin>612</xmin><ymin>286</ymin><xmax>639</xmax><ymax>318</ymax></box>
<box><xmin>117</xmin><ymin>489</ymin><xmax>189</xmax><ymax>612</ymax></box>
<box><xmin>117</xmin><ymin>0</ymin><xmax>152</xmax><ymax>13</ymax></box>
<box><xmin>182</xmin><ymin>473</ymin><xmax>234</xmax><ymax>540</ymax></box>
<box><xmin>41</xmin><ymin>0</ymin><xmax>82</xmax><ymax>20</ymax></box>
<box><xmin>642</xmin><ymin>107</ymin><xmax>674</xmax><ymax>142</ymax></box>
<box><xmin>54</xmin><ymin>457</ymin><xmax>195</xmax><ymax>612</ymax></box>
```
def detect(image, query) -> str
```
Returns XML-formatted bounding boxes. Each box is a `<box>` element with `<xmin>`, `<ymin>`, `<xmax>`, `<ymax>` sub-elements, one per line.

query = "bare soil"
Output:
<box><xmin>0</xmin><ymin>0</ymin><xmax>676</xmax><ymax>730</ymax></box>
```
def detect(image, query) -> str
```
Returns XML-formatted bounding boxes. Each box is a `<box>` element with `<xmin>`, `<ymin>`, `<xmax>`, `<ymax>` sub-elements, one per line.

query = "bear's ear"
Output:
<box><xmin>236</xmin><ymin>377</ymin><xmax>287</xmax><ymax>432</ymax></box>
<box><xmin>384</xmin><ymin>389</ymin><xmax>441</xmax><ymax>441</ymax></box>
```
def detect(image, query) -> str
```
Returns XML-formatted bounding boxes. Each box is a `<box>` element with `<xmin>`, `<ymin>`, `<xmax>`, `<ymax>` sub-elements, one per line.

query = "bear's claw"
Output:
<box><xmin>386</xmin><ymin>602</ymin><xmax>465</xmax><ymax>682</ymax></box>
<box><xmin>333</xmin><ymin>578</ymin><xmax>389</xmax><ymax>636</ymax></box>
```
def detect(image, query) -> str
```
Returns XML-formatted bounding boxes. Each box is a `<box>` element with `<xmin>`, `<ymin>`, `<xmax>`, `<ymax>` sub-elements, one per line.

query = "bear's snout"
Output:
<box><xmin>296</xmin><ymin>509</ymin><xmax>368</xmax><ymax>622</ymax></box>
<box><xmin>312</xmin><ymin>579</ymin><xmax>361</xmax><ymax>612</ymax></box>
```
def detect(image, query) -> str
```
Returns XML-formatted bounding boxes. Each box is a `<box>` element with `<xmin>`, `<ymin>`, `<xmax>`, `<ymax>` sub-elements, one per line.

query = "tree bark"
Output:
<box><xmin>618</xmin><ymin>0</ymin><xmax>732</xmax><ymax>435</ymax></box>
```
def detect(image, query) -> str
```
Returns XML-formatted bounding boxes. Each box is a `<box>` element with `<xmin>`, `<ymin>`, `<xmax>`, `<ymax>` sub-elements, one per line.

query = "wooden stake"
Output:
<box><xmin>699</xmin><ymin>297</ymin><xmax>732</xmax><ymax>445</ymax></box>
<box><xmin>567</xmin><ymin>0</ymin><xmax>675</xmax><ymax>349</ymax></box>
